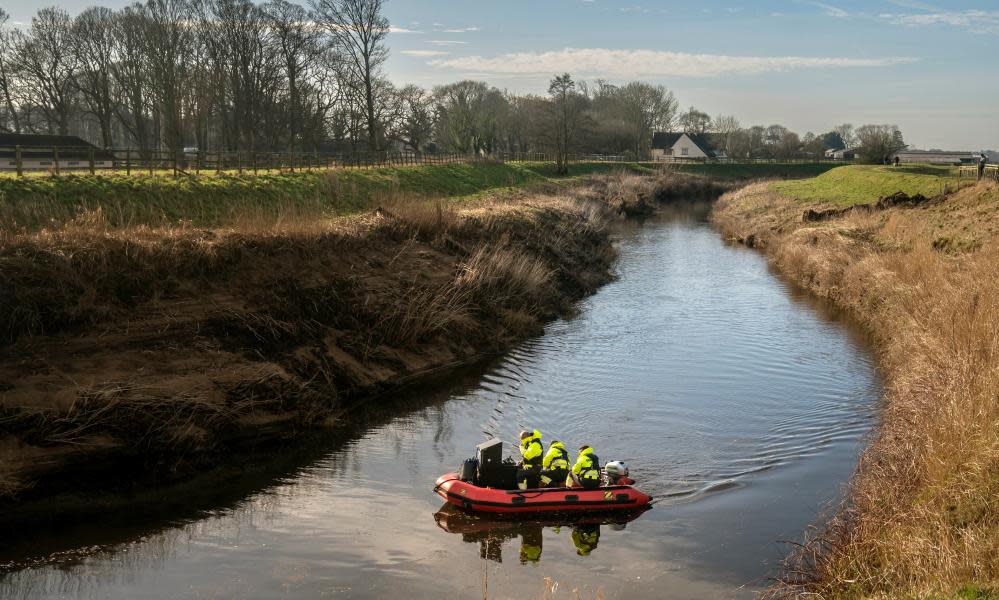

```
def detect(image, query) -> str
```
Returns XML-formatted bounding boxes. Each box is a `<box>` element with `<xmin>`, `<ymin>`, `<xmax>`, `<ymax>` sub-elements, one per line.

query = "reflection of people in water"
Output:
<box><xmin>571</xmin><ymin>524</ymin><xmax>601</xmax><ymax>556</ymax></box>
<box><xmin>519</xmin><ymin>526</ymin><xmax>543</xmax><ymax>564</ymax></box>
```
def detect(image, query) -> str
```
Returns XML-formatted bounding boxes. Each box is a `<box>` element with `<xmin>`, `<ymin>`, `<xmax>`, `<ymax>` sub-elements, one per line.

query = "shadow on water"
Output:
<box><xmin>0</xmin><ymin>360</ymin><xmax>500</xmax><ymax>570</ymax></box>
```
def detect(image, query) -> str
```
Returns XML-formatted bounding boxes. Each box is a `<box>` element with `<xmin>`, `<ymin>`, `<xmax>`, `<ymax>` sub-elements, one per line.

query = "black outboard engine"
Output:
<box><xmin>475</xmin><ymin>438</ymin><xmax>518</xmax><ymax>488</ymax></box>
<box><xmin>458</xmin><ymin>457</ymin><xmax>478</xmax><ymax>483</ymax></box>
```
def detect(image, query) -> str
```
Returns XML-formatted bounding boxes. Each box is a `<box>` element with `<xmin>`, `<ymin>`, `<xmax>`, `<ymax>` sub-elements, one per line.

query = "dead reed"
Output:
<box><xmin>716</xmin><ymin>181</ymin><xmax>999</xmax><ymax>598</ymax></box>
<box><xmin>0</xmin><ymin>187</ymin><xmax>615</xmax><ymax>502</ymax></box>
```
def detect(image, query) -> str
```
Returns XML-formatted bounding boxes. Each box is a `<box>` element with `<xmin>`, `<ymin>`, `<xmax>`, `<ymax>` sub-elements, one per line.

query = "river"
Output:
<box><xmin>0</xmin><ymin>203</ymin><xmax>881</xmax><ymax>599</ymax></box>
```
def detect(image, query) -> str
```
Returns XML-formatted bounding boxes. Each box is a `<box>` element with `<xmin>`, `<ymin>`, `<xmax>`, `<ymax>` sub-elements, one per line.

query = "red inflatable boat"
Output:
<box><xmin>434</xmin><ymin>473</ymin><xmax>653</xmax><ymax>515</ymax></box>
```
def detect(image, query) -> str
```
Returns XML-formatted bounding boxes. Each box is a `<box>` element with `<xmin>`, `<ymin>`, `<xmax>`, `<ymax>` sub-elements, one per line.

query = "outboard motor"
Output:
<box><xmin>458</xmin><ymin>457</ymin><xmax>479</xmax><ymax>484</ymax></box>
<box><xmin>604</xmin><ymin>461</ymin><xmax>630</xmax><ymax>485</ymax></box>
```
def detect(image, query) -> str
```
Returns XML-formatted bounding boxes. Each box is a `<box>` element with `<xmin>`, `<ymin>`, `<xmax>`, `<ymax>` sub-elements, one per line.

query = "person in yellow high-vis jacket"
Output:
<box><xmin>571</xmin><ymin>524</ymin><xmax>601</xmax><ymax>556</ymax></box>
<box><xmin>539</xmin><ymin>440</ymin><xmax>570</xmax><ymax>487</ymax></box>
<box><xmin>567</xmin><ymin>445</ymin><xmax>601</xmax><ymax>489</ymax></box>
<box><xmin>517</xmin><ymin>430</ymin><xmax>543</xmax><ymax>490</ymax></box>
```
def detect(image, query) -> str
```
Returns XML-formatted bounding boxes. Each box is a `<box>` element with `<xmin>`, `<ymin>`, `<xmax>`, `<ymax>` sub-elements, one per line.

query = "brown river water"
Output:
<box><xmin>0</xmin><ymin>204</ymin><xmax>881</xmax><ymax>599</ymax></box>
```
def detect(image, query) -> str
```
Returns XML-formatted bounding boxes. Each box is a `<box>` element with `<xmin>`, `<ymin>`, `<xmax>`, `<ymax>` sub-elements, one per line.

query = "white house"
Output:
<box><xmin>825</xmin><ymin>148</ymin><xmax>856</xmax><ymax>160</ymax></box>
<box><xmin>651</xmin><ymin>132</ymin><xmax>719</xmax><ymax>161</ymax></box>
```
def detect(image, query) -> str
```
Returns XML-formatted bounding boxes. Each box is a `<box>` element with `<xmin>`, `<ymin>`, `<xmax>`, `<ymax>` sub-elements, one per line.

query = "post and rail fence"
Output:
<box><xmin>959</xmin><ymin>164</ymin><xmax>999</xmax><ymax>182</ymax></box>
<box><xmin>0</xmin><ymin>145</ymin><xmax>853</xmax><ymax>179</ymax></box>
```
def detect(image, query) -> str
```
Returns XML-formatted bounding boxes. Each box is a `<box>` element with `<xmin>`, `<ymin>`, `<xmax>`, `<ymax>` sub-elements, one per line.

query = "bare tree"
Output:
<box><xmin>434</xmin><ymin>80</ymin><xmax>491</xmax><ymax>154</ymax></box>
<box><xmin>143</xmin><ymin>0</ymin><xmax>195</xmax><ymax>156</ymax></box>
<box><xmin>391</xmin><ymin>84</ymin><xmax>434</xmax><ymax>153</ymax></box>
<box><xmin>618</xmin><ymin>82</ymin><xmax>678</xmax><ymax>158</ymax></box>
<box><xmin>110</xmin><ymin>5</ymin><xmax>153</xmax><ymax>157</ymax></box>
<box><xmin>72</xmin><ymin>7</ymin><xmax>117</xmax><ymax>147</ymax></box>
<box><xmin>16</xmin><ymin>7</ymin><xmax>78</xmax><ymax>135</ymax></box>
<box><xmin>834</xmin><ymin>123</ymin><xmax>855</xmax><ymax>150</ymax></box>
<box><xmin>856</xmin><ymin>124</ymin><xmax>906</xmax><ymax>164</ymax></box>
<box><xmin>265</xmin><ymin>0</ymin><xmax>322</xmax><ymax>152</ymax></box>
<box><xmin>201</xmin><ymin>0</ymin><xmax>280</xmax><ymax>154</ymax></box>
<box><xmin>712</xmin><ymin>114</ymin><xmax>740</xmax><ymax>157</ymax></box>
<box><xmin>678</xmin><ymin>106</ymin><xmax>711</xmax><ymax>135</ymax></box>
<box><xmin>0</xmin><ymin>8</ymin><xmax>21</xmax><ymax>132</ymax></box>
<box><xmin>311</xmin><ymin>0</ymin><xmax>387</xmax><ymax>151</ymax></box>
<box><xmin>548</xmin><ymin>73</ymin><xmax>585</xmax><ymax>175</ymax></box>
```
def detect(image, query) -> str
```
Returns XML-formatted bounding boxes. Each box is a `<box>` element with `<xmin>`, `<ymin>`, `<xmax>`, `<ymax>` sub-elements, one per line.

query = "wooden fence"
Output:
<box><xmin>0</xmin><ymin>145</ymin><xmax>844</xmax><ymax>178</ymax></box>
<box><xmin>959</xmin><ymin>164</ymin><xmax>999</xmax><ymax>182</ymax></box>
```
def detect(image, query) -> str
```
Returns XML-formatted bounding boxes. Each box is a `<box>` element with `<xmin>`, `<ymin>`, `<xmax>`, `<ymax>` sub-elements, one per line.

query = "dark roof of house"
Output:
<box><xmin>650</xmin><ymin>132</ymin><xmax>717</xmax><ymax>157</ymax></box>
<box><xmin>895</xmin><ymin>149</ymin><xmax>976</xmax><ymax>156</ymax></box>
<box><xmin>0</xmin><ymin>133</ymin><xmax>99</xmax><ymax>149</ymax></box>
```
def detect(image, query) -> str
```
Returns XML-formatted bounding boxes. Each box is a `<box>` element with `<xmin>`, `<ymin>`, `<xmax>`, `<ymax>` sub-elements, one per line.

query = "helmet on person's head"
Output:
<box><xmin>578</xmin><ymin>444</ymin><xmax>590</xmax><ymax>452</ymax></box>
<box><xmin>520</xmin><ymin>430</ymin><xmax>532</xmax><ymax>440</ymax></box>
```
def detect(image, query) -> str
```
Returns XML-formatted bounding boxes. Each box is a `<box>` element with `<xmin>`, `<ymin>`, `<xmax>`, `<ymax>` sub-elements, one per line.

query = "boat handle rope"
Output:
<box><xmin>432</xmin><ymin>476</ymin><xmax>460</xmax><ymax>493</ymax></box>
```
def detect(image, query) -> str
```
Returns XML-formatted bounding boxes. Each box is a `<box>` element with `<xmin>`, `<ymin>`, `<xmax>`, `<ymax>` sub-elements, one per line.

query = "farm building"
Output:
<box><xmin>893</xmin><ymin>149</ymin><xmax>978</xmax><ymax>165</ymax></box>
<box><xmin>0</xmin><ymin>133</ymin><xmax>114</xmax><ymax>171</ymax></box>
<box><xmin>825</xmin><ymin>148</ymin><xmax>856</xmax><ymax>160</ymax></box>
<box><xmin>651</xmin><ymin>132</ymin><xmax>721</xmax><ymax>160</ymax></box>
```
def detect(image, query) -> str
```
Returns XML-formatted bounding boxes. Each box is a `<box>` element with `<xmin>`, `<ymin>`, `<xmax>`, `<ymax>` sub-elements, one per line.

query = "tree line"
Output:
<box><xmin>0</xmin><ymin>1</ymin><xmax>905</xmax><ymax>164</ymax></box>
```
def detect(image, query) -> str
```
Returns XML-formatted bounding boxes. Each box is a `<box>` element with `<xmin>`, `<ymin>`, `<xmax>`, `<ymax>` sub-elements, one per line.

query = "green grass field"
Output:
<box><xmin>675</xmin><ymin>162</ymin><xmax>840</xmax><ymax>180</ymax></box>
<box><xmin>771</xmin><ymin>164</ymin><xmax>962</xmax><ymax>207</ymax></box>
<box><xmin>0</xmin><ymin>160</ymin><xmax>837</xmax><ymax>231</ymax></box>
<box><xmin>0</xmin><ymin>161</ymin><xmax>664</xmax><ymax>231</ymax></box>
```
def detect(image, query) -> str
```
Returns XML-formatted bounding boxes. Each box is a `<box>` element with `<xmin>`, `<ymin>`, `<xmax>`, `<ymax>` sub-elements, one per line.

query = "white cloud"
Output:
<box><xmin>812</xmin><ymin>2</ymin><xmax>849</xmax><ymax>18</ymax></box>
<box><xmin>879</xmin><ymin>10</ymin><xmax>999</xmax><ymax>34</ymax></box>
<box><xmin>441</xmin><ymin>27</ymin><xmax>480</xmax><ymax>33</ymax></box>
<box><xmin>388</xmin><ymin>26</ymin><xmax>422</xmax><ymax>34</ymax></box>
<box><xmin>427</xmin><ymin>40</ymin><xmax>469</xmax><ymax>46</ymax></box>
<box><xmin>428</xmin><ymin>48</ymin><xmax>916</xmax><ymax>78</ymax></box>
<box><xmin>400</xmin><ymin>50</ymin><xmax>450</xmax><ymax>57</ymax></box>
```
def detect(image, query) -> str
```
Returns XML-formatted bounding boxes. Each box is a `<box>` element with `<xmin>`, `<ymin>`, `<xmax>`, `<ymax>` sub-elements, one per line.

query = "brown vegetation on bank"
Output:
<box><xmin>581</xmin><ymin>169</ymin><xmax>733</xmax><ymax>217</ymax></box>
<box><xmin>0</xmin><ymin>192</ymin><xmax>614</xmax><ymax>513</ymax></box>
<box><xmin>714</xmin><ymin>181</ymin><xmax>999</xmax><ymax>598</ymax></box>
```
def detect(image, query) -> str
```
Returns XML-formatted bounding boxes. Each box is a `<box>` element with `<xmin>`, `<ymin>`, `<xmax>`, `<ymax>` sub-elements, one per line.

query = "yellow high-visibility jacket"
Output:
<box><xmin>542</xmin><ymin>441</ymin><xmax>570</xmax><ymax>470</ymax></box>
<box><xmin>570</xmin><ymin>447</ymin><xmax>600</xmax><ymax>481</ymax></box>
<box><xmin>520</xmin><ymin>429</ymin><xmax>543</xmax><ymax>468</ymax></box>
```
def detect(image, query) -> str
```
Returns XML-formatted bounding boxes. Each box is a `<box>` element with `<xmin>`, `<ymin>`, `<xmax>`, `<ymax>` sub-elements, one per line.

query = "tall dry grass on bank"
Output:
<box><xmin>0</xmin><ymin>190</ymin><xmax>614</xmax><ymax>506</ymax></box>
<box><xmin>715</xmin><ymin>182</ymin><xmax>999</xmax><ymax>598</ymax></box>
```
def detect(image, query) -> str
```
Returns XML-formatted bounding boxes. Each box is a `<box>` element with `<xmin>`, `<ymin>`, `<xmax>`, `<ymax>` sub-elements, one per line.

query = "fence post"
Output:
<box><xmin>53</xmin><ymin>147</ymin><xmax>60</xmax><ymax>175</ymax></box>
<box><xmin>14</xmin><ymin>145</ymin><xmax>21</xmax><ymax>177</ymax></box>
<box><xmin>89</xmin><ymin>148</ymin><xmax>96</xmax><ymax>175</ymax></box>
<box><xmin>252</xmin><ymin>151</ymin><xmax>257</xmax><ymax>175</ymax></box>
<box><xmin>126</xmin><ymin>149</ymin><xmax>131</xmax><ymax>175</ymax></box>
<box><xmin>172</xmin><ymin>150</ymin><xmax>178</xmax><ymax>177</ymax></box>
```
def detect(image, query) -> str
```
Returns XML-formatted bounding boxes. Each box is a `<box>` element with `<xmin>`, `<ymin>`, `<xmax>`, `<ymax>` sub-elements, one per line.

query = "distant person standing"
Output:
<box><xmin>893</xmin><ymin>156</ymin><xmax>900</xmax><ymax>167</ymax></box>
<box><xmin>979</xmin><ymin>153</ymin><xmax>988</xmax><ymax>181</ymax></box>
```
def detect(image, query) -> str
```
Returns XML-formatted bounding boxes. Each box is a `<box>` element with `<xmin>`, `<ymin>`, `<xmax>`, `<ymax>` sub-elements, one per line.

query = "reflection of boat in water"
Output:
<box><xmin>433</xmin><ymin>504</ymin><xmax>647</xmax><ymax>563</ymax></box>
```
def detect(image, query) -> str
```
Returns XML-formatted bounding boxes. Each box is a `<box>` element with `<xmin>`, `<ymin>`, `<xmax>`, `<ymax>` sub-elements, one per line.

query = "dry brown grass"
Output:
<box><xmin>0</xmin><ymin>188</ymin><xmax>615</xmax><ymax>503</ymax></box>
<box><xmin>715</xmin><ymin>181</ymin><xmax>999</xmax><ymax>598</ymax></box>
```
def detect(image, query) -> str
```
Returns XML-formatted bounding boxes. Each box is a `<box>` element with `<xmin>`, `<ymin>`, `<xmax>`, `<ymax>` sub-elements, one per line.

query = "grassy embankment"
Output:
<box><xmin>0</xmin><ymin>159</ymin><xmax>824</xmax><ymax>523</ymax></box>
<box><xmin>0</xmin><ymin>161</ymin><xmax>654</xmax><ymax>231</ymax></box>
<box><xmin>0</xmin><ymin>160</ymin><xmax>836</xmax><ymax>232</ymax></box>
<box><xmin>713</xmin><ymin>164</ymin><xmax>999</xmax><ymax>599</ymax></box>
<box><xmin>0</xmin><ymin>159</ymin><xmax>729</xmax><ymax>518</ymax></box>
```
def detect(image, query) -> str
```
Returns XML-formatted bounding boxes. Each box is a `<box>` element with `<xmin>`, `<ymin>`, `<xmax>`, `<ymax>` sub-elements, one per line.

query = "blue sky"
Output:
<box><xmin>7</xmin><ymin>0</ymin><xmax>998</xmax><ymax>149</ymax></box>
